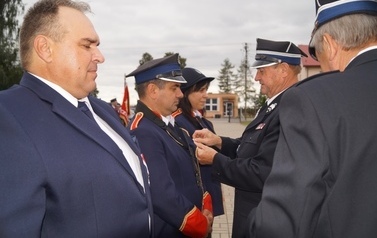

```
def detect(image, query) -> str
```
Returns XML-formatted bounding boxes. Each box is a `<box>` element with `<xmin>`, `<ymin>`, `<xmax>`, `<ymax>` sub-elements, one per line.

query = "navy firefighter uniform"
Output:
<box><xmin>207</xmin><ymin>39</ymin><xmax>308</xmax><ymax>238</ymax></box>
<box><xmin>126</xmin><ymin>54</ymin><xmax>212</xmax><ymax>238</ymax></box>
<box><xmin>173</xmin><ymin>109</ymin><xmax>224</xmax><ymax>217</ymax></box>
<box><xmin>173</xmin><ymin>67</ymin><xmax>224</xmax><ymax>217</ymax></box>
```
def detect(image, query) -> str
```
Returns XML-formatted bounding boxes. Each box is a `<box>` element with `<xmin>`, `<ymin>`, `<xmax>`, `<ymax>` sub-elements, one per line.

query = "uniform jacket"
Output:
<box><xmin>213</xmin><ymin>94</ymin><xmax>283</xmax><ymax>238</ymax></box>
<box><xmin>129</xmin><ymin>101</ymin><xmax>212</xmax><ymax>238</ymax></box>
<box><xmin>173</xmin><ymin>109</ymin><xmax>224</xmax><ymax>216</ymax></box>
<box><xmin>249</xmin><ymin>49</ymin><xmax>377</xmax><ymax>238</ymax></box>
<box><xmin>0</xmin><ymin>73</ymin><xmax>153</xmax><ymax>238</ymax></box>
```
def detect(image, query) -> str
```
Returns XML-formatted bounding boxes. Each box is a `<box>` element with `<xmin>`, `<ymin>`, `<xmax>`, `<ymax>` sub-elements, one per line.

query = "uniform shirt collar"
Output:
<box><xmin>161</xmin><ymin>114</ymin><xmax>175</xmax><ymax>126</ymax></box>
<box><xmin>266</xmin><ymin>90</ymin><xmax>284</xmax><ymax>105</ymax></box>
<box><xmin>348</xmin><ymin>45</ymin><xmax>377</xmax><ymax>67</ymax></box>
<box><xmin>193</xmin><ymin>110</ymin><xmax>202</xmax><ymax>118</ymax></box>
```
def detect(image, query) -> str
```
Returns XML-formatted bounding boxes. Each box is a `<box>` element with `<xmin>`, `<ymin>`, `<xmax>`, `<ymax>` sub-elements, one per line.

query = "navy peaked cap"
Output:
<box><xmin>126</xmin><ymin>53</ymin><xmax>187</xmax><ymax>85</ymax></box>
<box><xmin>309</xmin><ymin>0</ymin><xmax>377</xmax><ymax>58</ymax></box>
<box><xmin>251</xmin><ymin>38</ymin><xmax>307</xmax><ymax>69</ymax></box>
<box><xmin>180</xmin><ymin>67</ymin><xmax>214</xmax><ymax>93</ymax></box>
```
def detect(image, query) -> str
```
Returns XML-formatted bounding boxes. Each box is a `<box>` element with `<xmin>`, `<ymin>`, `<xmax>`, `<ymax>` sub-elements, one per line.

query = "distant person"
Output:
<box><xmin>193</xmin><ymin>38</ymin><xmax>307</xmax><ymax>238</ymax></box>
<box><xmin>110</xmin><ymin>98</ymin><xmax>128</xmax><ymax>126</ymax></box>
<box><xmin>247</xmin><ymin>0</ymin><xmax>377</xmax><ymax>237</ymax></box>
<box><xmin>173</xmin><ymin>67</ymin><xmax>225</xmax><ymax>236</ymax></box>
<box><xmin>0</xmin><ymin>0</ymin><xmax>153</xmax><ymax>237</ymax></box>
<box><xmin>127</xmin><ymin>53</ymin><xmax>213</xmax><ymax>238</ymax></box>
<box><xmin>110</xmin><ymin>98</ymin><xmax>119</xmax><ymax>111</ymax></box>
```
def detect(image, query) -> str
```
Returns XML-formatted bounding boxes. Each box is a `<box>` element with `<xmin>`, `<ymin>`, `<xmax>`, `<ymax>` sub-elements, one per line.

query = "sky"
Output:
<box><xmin>21</xmin><ymin>0</ymin><xmax>316</xmax><ymax>105</ymax></box>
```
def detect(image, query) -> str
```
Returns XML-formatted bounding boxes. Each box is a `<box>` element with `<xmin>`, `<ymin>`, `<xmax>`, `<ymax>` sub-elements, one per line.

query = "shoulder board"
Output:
<box><xmin>296</xmin><ymin>70</ymin><xmax>340</xmax><ymax>86</ymax></box>
<box><xmin>130</xmin><ymin>112</ymin><xmax>144</xmax><ymax>130</ymax></box>
<box><xmin>172</xmin><ymin>108</ymin><xmax>183</xmax><ymax>118</ymax></box>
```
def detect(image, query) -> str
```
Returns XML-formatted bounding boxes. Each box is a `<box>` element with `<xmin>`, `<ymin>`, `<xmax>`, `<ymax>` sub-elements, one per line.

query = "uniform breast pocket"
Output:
<box><xmin>237</xmin><ymin>130</ymin><xmax>263</xmax><ymax>154</ymax></box>
<box><xmin>243</xmin><ymin>130</ymin><xmax>262</xmax><ymax>144</ymax></box>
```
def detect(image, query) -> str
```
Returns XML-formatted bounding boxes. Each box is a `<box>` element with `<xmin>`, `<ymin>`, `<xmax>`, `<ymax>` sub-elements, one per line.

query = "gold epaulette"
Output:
<box><xmin>172</xmin><ymin>108</ymin><xmax>183</xmax><ymax>118</ymax></box>
<box><xmin>130</xmin><ymin>112</ymin><xmax>144</xmax><ymax>130</ymax></box>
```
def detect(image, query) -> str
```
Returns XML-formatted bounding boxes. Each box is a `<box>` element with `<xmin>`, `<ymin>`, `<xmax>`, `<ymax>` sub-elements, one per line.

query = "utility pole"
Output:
<box><xmin>243</xmin><ymin>43</ymin><xmax>249</xmax><ymax>120</ymax></box>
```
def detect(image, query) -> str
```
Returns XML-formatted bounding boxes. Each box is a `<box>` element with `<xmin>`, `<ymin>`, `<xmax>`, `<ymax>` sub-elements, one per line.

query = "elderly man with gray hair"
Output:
<box><xmin>248</xmin><ymin>0</ymin><xmax>377</xmax><ymax>237</ymax></box>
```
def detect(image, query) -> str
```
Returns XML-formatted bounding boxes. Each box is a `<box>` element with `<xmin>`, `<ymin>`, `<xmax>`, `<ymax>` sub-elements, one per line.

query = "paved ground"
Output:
<box><xmin>206</xmin><ymin>118</ymin><xmax>248</xmax><ymax>238</ymax></box>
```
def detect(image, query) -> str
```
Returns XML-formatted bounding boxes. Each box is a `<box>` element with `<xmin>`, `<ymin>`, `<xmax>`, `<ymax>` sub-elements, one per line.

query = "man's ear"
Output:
<box><xmin>278</xmin><ymin>62</ymin><xmax>289</xmax><ymax>77</ymax></box>
<box><xmin>34</xmin><ymin>35</ymin><xmax>53</xmax><ymax>63</ymax></box>
<box><xmin>147</xmin><ymin>83</ymin><xmax>159</xmax><ymax>100</ymax></box>
<box><xmin>323</xmin><ymin>33</ymin><xmax>338</xmax><ymax>61</ymax></box>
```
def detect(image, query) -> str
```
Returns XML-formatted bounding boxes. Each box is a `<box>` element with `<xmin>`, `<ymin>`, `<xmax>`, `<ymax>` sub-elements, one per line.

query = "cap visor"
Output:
<box><xmin>198</xmin><ymin>77</ymin><xmax>215</xmax><ymax>83</ymax></box>
<box><xmin>159</xmin><ymin>75</ymin><xmax>187</xmax><ymax>83</ymax></box>
<box><xmin>250</xmin><ymin>60</ymin><xmax>278</xmax><ymax>69</ymax></box>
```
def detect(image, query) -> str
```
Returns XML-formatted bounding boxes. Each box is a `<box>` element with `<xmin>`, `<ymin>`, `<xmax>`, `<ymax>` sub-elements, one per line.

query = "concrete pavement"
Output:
<box><xmin>206</xmin><ymin>118</ymin><xmax>248</xmax><ymax>238</ymax></box>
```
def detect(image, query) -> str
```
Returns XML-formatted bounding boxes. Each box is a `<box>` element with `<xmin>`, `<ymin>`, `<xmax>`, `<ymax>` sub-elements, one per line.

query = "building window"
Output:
<box><xmin>206</xmin><ymin>98</ymin><xmax>218</xmax><ymax>111</ymax></box>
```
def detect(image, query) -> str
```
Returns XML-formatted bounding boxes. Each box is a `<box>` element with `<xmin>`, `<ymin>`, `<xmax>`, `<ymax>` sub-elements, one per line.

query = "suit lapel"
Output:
<box><xmin>20</xmin><ymin>73</ymin><xmax>140</xmax><ymax>184</ymax></box>
<box><xmin>244</xmin><ymin>95</ymin><xmax>282</xmax><ymax>132</ymax></box>
<box><xmin>90</xmin><ymin>101</ymin><xmax>148</xmax><ymax>187</ymax></box>
<box><xmin>245</xmin><ymin>103</ymin><xmax>268</xmax><ymax>131</ymax></box>
<box><xmin>56</xmin><ymin>100</ymin><xmax>141</xmax><ymax>182</ymax></box>
<box><xmin>90</xmin><ymin>100</ymin><xmax>146</xmax><ymax>159</ymax></box>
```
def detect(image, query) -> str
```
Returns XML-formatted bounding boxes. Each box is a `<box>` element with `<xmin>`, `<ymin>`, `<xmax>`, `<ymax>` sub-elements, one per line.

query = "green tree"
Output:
<box><xmin>139</xmin><ymin>52</ymin><xmax>154</xmax><ymax>66</ymax></box>
<box><xmin>217</xmin><ymin>58</ymin><xmax>236</xmax><ymax>93</ymax></box>
<box><xmin>89</xmin><ymin>88</ymin><xmax>99</xmax><ymax>98</ymax></box>
<box><xmin>235</xmin><ymin>59</ymin><xmax>256</xmax><ymax>119</ymax></box>
<box><xmin>0</xmin><ymin>0</ymin><xmax>25</xmax><ymax>90</ymax></box>
<box><xmin>253</xmin><ymin>93</ymin><xmax>267</xmax><ymax>109</ymax></box>
<box><xmin>164</xmin><ymin>52</ymin><xmax>186</xmax><ymax>69</ymax></box>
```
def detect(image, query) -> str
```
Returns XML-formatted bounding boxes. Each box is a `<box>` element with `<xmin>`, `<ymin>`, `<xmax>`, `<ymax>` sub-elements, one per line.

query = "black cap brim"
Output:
<box><xmin>250</xmin><ymin>60</ymin><xmax>279</xmax><ymax>69</ymax></box>
<box><xmin>158</xmin><ymin>75</ymin><xmax>187</xmax><ymax>84</ymax></box>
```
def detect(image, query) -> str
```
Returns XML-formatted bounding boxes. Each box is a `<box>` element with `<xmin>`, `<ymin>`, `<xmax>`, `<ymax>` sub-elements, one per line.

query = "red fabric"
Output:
<box><xmin>179</xmin><ymin>207</ymin><xmax>208</xmax><ymax>238</ymax></box>
<box><xmin>202</xmin><ymin>192</ymin><xmax>213</xmax><ymax>214</ymax></box>
<box><xmin>179</xmin><ymin>193</ymin><xmax>213</xmax><ymax>238</ymax></box>
<box><xmin>120</xmin><ymin>81</ymin><xmax>130</xmax><ymax>126</ymax></box>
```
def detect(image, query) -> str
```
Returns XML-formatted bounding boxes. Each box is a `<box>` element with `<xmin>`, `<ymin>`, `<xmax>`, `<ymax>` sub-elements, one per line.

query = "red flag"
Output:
<box><xmin>119</xmin><ymin>75</ymin><xmax>130</xmax><ymax>126</ymax></box>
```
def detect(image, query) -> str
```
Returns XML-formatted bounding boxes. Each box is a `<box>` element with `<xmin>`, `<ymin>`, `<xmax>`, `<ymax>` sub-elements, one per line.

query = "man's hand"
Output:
<box><xmin>193</xmin><ymin>129</ymin><xmax>222</xmax><ymax>149</ymax></box>
<box><xmin>194</xmin><ymin>142</ymin><xmax>217</xmax><ymax>165</ymax></box>
<box><xmin>202</xmin><ymin>209</ymin><xmax>213</xmax><ymax>236</ymax></box>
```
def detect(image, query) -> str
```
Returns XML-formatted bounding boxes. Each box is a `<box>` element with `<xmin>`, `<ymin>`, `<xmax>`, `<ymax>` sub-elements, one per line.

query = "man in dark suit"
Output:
<box><xmin>247</xmin><ymin>1</ymin><xmax>377</xmax><ymax>237</ymax></box>
<box><xmin>193</xmin><ymin>38</ymin><xmax>307</xmax><ymax>238</ymax></box>
<box><xmin>126</xmin><ymin>54</ymin><xmax>213</xmax><ymax>238</ymax></box>
<box><xmin>0</xmin><ymin>0</ymin><xmax>153</xmax><ymax>237</ymax></box>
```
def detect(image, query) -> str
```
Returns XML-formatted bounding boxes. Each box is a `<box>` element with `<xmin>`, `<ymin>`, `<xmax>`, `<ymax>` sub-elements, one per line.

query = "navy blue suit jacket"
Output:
<box><xmin>0</xmin><ymin>73</ymin><xmax>153</xmax><ymax>237</ymax></box>
<box><xmin>213</xmin><ymin>95</ymin><xmax>282</xmax><ymax>238</ymax></box>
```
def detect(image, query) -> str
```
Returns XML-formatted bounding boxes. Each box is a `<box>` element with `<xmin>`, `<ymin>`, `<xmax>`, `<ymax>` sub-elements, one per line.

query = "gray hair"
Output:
<box><xmin>310</xmin><ymin>14</ymin><xmax>377</xmax><ymax>55</ymax></box>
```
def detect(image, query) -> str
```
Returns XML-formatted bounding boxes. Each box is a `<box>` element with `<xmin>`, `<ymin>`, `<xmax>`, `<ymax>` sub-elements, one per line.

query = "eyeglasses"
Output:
<box><xmin>308</xmin><ymin>46</ymin><xmax>317</xmax><ymax>60</ymax></box>
<box><xmin>155</xmin><ymin>70</ymin><xmax>182</xmax><ymax>79</ymax></box>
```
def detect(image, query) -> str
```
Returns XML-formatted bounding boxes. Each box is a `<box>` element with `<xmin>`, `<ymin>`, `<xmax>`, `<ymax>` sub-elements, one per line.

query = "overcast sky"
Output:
<box><xmin>22</xmin><ymin>0</ymin><xmax>316</xmax><ymax>105</ymax></box>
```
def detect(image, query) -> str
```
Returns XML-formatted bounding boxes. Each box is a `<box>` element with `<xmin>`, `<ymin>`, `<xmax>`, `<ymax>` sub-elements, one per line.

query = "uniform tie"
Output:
<box><xmin>78</xmin><ymin>101</ymin><xmax>96</xmax><ymax>121</ymax></box>
<box><xmin>167</xmin><ymin>122</ymin><xmax>175</xmax><ymax>131</ymax></box>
